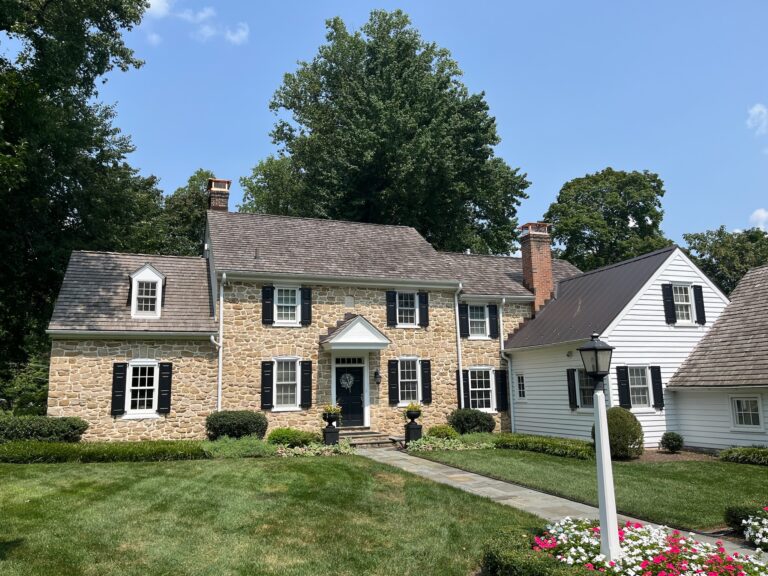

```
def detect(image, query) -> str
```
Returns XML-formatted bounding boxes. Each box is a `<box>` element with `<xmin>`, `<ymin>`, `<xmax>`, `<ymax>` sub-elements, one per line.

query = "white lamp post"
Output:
<box><xmin>578</xmin><ymin>333</ymin><xmax>621</xmax><ymax>562</ymax></box>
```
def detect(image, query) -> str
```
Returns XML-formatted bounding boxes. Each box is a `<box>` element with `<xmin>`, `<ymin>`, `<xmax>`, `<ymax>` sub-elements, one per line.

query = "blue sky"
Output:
<box><xmin>101</xmin><ymin>0</ymin><xmax>768</xmax><ymax>244</ymax></box>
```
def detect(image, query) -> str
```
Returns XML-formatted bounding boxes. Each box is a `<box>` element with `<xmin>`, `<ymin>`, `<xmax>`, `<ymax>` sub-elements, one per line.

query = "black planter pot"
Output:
<box><xmin>405</xmin><ymin>410</ymin><xmax>421</xmax><ymax>422</ymax></box>
<box><xmin>322</xmin><ymin>412</ymin><xmax>340</xmax><ymax>426</ymax></box>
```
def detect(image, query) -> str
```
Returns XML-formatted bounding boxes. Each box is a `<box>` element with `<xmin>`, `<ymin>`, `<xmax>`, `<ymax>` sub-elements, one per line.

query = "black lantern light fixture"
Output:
<box><xmin>578</xmin><ymin>333</ymin><xmax>615</xmax><ymax>381</ymax></box>
<box><xmin>374</xmin><ymin>369</ymin><xmax>382</xmax><ymax>388</ymax></box>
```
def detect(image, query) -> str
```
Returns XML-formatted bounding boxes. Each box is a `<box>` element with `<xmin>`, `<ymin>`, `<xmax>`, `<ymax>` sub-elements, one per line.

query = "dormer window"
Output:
<box><xmin>130</xmin><ymin>263</ymin><xmax>165</xmax><ymax>319</ymax></box>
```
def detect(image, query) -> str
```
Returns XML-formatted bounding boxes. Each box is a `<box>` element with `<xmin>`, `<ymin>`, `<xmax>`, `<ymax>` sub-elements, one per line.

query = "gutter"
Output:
<box><xmin>209</xmin><ymin>272</ymin><xmax>226</xmax><ymax>412</ymax></box>
<box><xmin>453</xmin><ymin>282</ymin><xmax>464</xmax><ymax>407</ymax></box>
<box><xmin>499</xmin><ymin>298</ymin><xmax>516</xmax><ymax>433</ymax></box>
<box><xmin>47</xmin><ymin>330</ymin><xmax>215</xmax><ymax>339</ymax></box>
<box><xmin>220</xmin><ymin>270</ymin><xmax>460</xmax><ymax>290</ymax></box>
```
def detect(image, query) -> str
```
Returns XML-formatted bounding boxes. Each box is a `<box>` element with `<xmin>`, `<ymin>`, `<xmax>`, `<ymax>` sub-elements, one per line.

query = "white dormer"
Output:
<box><xmin>130</xmin><ymin>264</ymin><xmax>165</xmax><ymax>319</ymax></box>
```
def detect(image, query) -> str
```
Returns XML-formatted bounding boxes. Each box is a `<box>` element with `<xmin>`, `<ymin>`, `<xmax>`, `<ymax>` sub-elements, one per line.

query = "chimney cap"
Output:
<box><xmin>207</xmin><ymin>178</ymin><xmax>232</xmax><ymax>191</ymax></box>
<box><xmin>519</xmin><ymin>222</ymin><xmax>551</xmax><ymax>237</ymax></box>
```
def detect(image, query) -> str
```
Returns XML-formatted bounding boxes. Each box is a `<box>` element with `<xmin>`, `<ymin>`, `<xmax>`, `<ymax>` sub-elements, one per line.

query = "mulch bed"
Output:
<box><xmin>634</xmin><ymin>449</ymin><xmax>718</xmax><ymax>463</ymax></box>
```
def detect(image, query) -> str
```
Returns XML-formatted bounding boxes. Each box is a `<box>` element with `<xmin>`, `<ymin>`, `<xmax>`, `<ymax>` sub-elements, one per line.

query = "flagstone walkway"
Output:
<box><xmin>357</xmin><ymin>448</ymin><xmax>755</xmax><ymax>556</ymax></box>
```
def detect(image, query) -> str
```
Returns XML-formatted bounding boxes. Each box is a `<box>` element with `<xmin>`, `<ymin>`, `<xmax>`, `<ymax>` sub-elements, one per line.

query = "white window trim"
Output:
<box><xmin>396</xmin><ymin>291</ymin><xmax>420</xmax><ymax>328</ymax></box>
<box><xmin>123</xmin><ymin>359</ymin><xmax>160</xmax><ymax>418</ymax></box>
<box><xmin>516</xmin><ymin>373</ymin><xmax>527</xmax><ymax>402</ymax></box>
<box><xmin>671</xmin><ymin>283</ymin><xmax>695</xmax><ymax>326</ymax></box>
<box><xmin>272</xmin><ymin>356</ymin><xmax>302</xmax><ymax>411</ymax></box>
<box><xmin>130</xmin><ymin>266</ymin><xmax>163</xmax><ymax>319</ymax></box>
<box><xmin>397</xmin><ymin>356</ymin><xmax>422</xmax><ymax>407</ymax></box>
<box><xmin>468</xmin><ymin>366</ymin><xmax>497</xmax><ymax>413</ymax></box>
<box><xmin>575</xmin><ymin>369</ymin><xmax>597</xmax><ymax>412</ymax></box>
<box><xmin>729</xmin><ymin>394</ymin><xmax>764</xmax><ymax>432</ymax></box>
<box><xmin>274</xmin><ymin>286</ymin><xmax>301</xmax><ymax>327</ymax></box>
<box><xmin>468</xmin><ymin>304</ymin><xmax>490</xmax><ymax>340</ymax></box>
<box><xmin>627</xmin><ymin>365</ymin><xmax>653</xmax><ymax>411</ymax></box>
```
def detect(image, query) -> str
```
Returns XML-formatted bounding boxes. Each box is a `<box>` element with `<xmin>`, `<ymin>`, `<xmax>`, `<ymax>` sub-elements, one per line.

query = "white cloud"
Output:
<box><xmin>749</xmin><ymin>208</ymin><xmax>768</xmax><ymax>230</ymax></box>
<box><xmin>146</xmin><ymin>0</ymin><xmax>172</xmax><ymax>18</ymax></box>
<box><xmin>178</xmin><ymin>7</ymin><xmax>215</xmax><ymax>23</ymax></box>
<box><xmin>195</xmin><ymin>23</ymin><xmax>217</xmax><ymax>41</ymax></box>
<box><xmin>747</xmin><ymin>103</ymin><xmax>768</xmax><ymax>136</ymax></box>
<box><xmin>146</xmin><ymin>31</ymin><xmax>162</xmax><ymax>46</ymax></box>
<box><xmin>224</xmin><ymin>22</ymin><xmax>249</xmax><ymax>45</ymax></box>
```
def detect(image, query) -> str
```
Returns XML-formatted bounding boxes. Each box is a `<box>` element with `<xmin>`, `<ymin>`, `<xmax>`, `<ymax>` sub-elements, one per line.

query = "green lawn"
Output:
<box><xmin>418</xmin><ymin>449</ymin><xmax>768</xmax><ymax>531</ymax></box>
<box><xmin>0</xmin><ymin>456</ymin><xmax>542</xmax><ymax>576</ymax></box>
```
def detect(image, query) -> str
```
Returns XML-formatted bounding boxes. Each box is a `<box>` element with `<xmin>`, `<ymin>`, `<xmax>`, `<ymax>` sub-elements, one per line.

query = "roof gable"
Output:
<box><xmin>319</xmin><ymin>314</ymin><xmax>391</xmax><ymax>350</ymax></box>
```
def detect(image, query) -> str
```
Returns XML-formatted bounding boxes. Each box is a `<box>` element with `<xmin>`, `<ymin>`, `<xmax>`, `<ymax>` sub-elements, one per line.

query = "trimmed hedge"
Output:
<box><xmin>448</xmin><ymin>409</ymin><xmax>496</xmax><ymax>434</ymax></box>
<box><xmin>660</xmin><ymin>431</ymin><xmax>684</xmax><ymax>454</ymax></box>
<box><xmin>427</xmin><ymin>424</ymin><xmax>460</xmax><ymax>439</ymax></box>
<box><xmin>719</xmin><ymin>446</ymin><xmax>768</xmax><ymax>467</ymax></box>
<box><xmin>591</xmin><ymin>407</ymin><xmax>644</xmax><ymax>460</ymax></box>
<box><xmin>481</xmin><ymin>533</ymin><xmax>592</xmax><ymax>576</ymax></box>
<box><xmin>203</xmin><ymin>435</ymin><xmax>277</xmax><ymax>459</ymax></box>
<box><xmin>0</xmin><ymin>415</ymin><xmax>89</xmax><ymax>443</ymax></box>
<box><xmin>493</xmin><ymin>433</ymin><xmax>594</xmax><ymax>460</ymax></box>
<box><xmin>206</xmin><ymin>410</ymin><xmax>268</xmax><ymax>440</ymax></box>
<box><xmin>266</xmin><ymin>427</ymin><xmax>320</xmax><ymax>447</ymax></box>
<box><xmin>0</xmin><ymin>440</ymin><xmax>208</xmax><ymax>463</ymax></box>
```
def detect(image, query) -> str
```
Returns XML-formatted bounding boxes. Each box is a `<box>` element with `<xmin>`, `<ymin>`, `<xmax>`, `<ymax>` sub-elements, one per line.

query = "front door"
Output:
<box><xmin>336</xmin><ymin>366</ymin><xmax>364</xmax><ymax>427</ymax></box>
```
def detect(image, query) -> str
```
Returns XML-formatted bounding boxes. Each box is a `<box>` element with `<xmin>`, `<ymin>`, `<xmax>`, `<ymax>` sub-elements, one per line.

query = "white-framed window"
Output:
<box><xmin>468</xmin><ymin>368</ymin><xmax>495</xmax><ymax>411</ymax></box>
<box><xmin>396</xmin><ymin>292</ymin><xmax>418</xmax><ymax>326</ymax></box>
<box><xmin>468</xmin><ymin>304</ymin><xmax>489</xmax><ymax>338</ymax></box>
<box><xmin>130</xmin><ymin>264</ymin><xmax>164</xmax><ymax>319</ymax></box>
<box><xmin>274</xmin><ymin>358</ymin><xmax>300</xmax><ymax>409</ymax></box>
<box><xmin>672</xmin><ymin>284</ymin><xmax>693</xmax><ymax>323</ymax></box>
<box><xmin>517</xmin><ymin>374</ymin><xmax>526</xmax><ymax>399</ymax></box>
<box><xmin>275</xmin><ymin>286</ymin><xmax>300</xmax><ymax>326</ymax></box>
<box><xmin>576</xmin><ymin>369</ymin><xmax>596</xmax><ymax>408</ymax></box>
<box><xmin>136</xmin><ymin>281</ymin><xmax>158</xmax><ymax>313</ymax></box>
<box><xmin>398</xmin><ymin>358</ymin><xmax>420</xmax><ymax>404</ymax></box>
<box><xmin>730</xmin><ymin>396</ymin><xmax>763</xmax><ymax>430</ymax></box>
<box><xmin>628</xmin><ymin>366</ymin><xmax>651</xmax><ymax>408</ymax></box>
<box><xmin>126</xmin><ymin>360</ymin><xmax>158</xmax><ymax>416</ymax></box>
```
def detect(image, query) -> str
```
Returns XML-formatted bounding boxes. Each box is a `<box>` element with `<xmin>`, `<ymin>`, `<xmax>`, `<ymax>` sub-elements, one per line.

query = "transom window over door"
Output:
<box><xmin>469</xmin><ymin>369</ymin><xmax>493</xmax><ymax>410</ymax></box>
<box><xmin>128</xmin><ymin>363</ymin><xmax>157</xmax><ymax>414</ymax></box>
<box><xmin>672</xmin><ymin>285</ymin><xmax>693</xmax><ymax>322</ymax></box>
<box><xmin>397</xmin><ymin>292</ymin><xmax>417</xmax><ymax>326</ymax></box>
<box><xmin>731</xmin><ymin>397</ymin><xmax>762</xmax><ymax>429</ymax></box>
<box><xmin>136</xmin><ymin>281</ymin><xmax>157</xmax><ymax>313</ymax></box>
<box><xmin>399</xmin><ymin>359</ymin><xmax>419</xmax><ymax>402</ymax></box>
<box><xmin>275</xmin><ymin>287</ymin><xmax>299</xmax><ymax>324</ymax></box>
<box><xmin>469</xmin><ymin>305</ymin><xmax>488</xmax><ymax>337</ymax></box>
<box><xmin>275</xmin><ymin>360</ymin><xmax>298</xmax><ymax>408</ymax></box>
<box><xmin>628</xmin><ymin>367</ymin><xmax>651</xmax><ymax>408</ymax></box>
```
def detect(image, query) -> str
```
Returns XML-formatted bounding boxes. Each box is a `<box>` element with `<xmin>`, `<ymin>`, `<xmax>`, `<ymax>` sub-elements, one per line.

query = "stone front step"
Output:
<box><xmin>338</xmin><ymin>428</ymin><xmax>394</xmax><ymax>448</ymax></box>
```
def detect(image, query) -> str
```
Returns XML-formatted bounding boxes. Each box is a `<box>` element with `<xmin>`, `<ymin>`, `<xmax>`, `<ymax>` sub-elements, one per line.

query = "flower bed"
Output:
<box><xmin>743</xmin><ymin>507</ymin><xmax>768</xmax><ymax>552</ymax></box>
<box><xmin>406</xmin><ymin>436</ymin><xmax>494</xmax><ymax>452</ymax></box>
<box><xmin>274</xmin><ymin>439</ymin><xmax>355</xmax><ymax>457</ymax></box>
<box><xmin>532</xmin><ymin>517</ymin><xmax>767</xmax><ymax>575</ymax></box>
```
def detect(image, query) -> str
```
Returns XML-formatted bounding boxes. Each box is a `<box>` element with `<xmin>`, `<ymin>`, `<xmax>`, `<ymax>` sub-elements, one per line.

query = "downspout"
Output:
<box><xmin>453</xmin><ymin>282</ymin><xmax>464</xmax><ymax>407</ymax></box>
<box><xmin>499</xmin><ymin>297</ymin><xmax>516</xmax><ymax>432</ymax></box>
<box><xmin>209</xmin><ymin>272</ymin><xmax>226</xmax><ymax>412</ymax></box>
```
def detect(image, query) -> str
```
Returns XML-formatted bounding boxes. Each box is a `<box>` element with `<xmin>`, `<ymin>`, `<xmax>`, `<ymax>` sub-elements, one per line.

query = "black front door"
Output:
<box><xmin>336</xmin><ymin>366</ymin><xmax>364</xmax><ymax>427</ymax></box>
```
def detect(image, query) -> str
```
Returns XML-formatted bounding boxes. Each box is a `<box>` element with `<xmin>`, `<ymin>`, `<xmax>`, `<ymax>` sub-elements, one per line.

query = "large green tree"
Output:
<box><xmin>683</xmin><ymin>226</ymin><xmax>768</xmax><ymax>295</ymax></box>
<box><xmin>544</xmin><ymin>168</ymin><xmax>671</xmax><ymax>271</ymax></box>
<box><xmin>240</xmin><ymin>10</ymin><xmax>529</xmax><ymax>254</ymax></box>
<box><xmin>158</xmin><ymin>168</ymin><xmax>216</xmax><ymax>256</ymax></box>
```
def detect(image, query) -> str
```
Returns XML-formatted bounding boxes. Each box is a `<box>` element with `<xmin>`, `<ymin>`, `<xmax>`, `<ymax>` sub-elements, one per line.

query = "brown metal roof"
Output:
<box><xmin>505</xmin><ymin>246</ymin><xmax>677</xmax><ymax>350</ymax></box>
<box><xmin>668</xmin><ymin>264</ymin><xmax>766</xmax><ymax>388</ymax></box>
<box><xmin>48</xmin><ymin>251</ymin><xmax>216</xmax><ymax>334</ymax></box>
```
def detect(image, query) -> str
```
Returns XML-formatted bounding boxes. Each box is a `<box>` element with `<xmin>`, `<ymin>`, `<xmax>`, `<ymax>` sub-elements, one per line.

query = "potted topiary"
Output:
<box><xmin>321</xmin><ymin>404</ymin><xmax>342</xmax><ymax>426</ymax></box>
<box><xmin>404</xmin><ymin>402</ymin><xmax>422</xmax><ymax>422</ymax></box>
<box><xmin>403</xmin><ymin>402</ymin><xmax>423</xmax><ymax>444</ymax></box>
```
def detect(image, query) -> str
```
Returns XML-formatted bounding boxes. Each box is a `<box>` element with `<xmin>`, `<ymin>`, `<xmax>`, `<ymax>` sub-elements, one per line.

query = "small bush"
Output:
<box><xmin>591</xmin><ymin>407</ymin><xmax>644</xmax><ymax>460</ymax></box>
<box><xmin>724</xmin><ymin>502</ymin><xmax>765</xmax><ymax>532</ymax></box>
<box><xmin>275</xmin><ymin>439</ymin><xmax>355</xmax><ymax>457</ymax></box>
<box><xmin>0</xmin><ymin>415</ymin><xmax>89</xmax><ymax>443</ymax></box>
<box><xmin>720</xmin><ymin>446</ymin><xmax>768</xmax><ymax>466</ymax></box>
<box><xmin>0</xmin><ymin>440</ymin><xmax>208</xmax><ymax>463</ymax></box>
<box><xmin>481</xmin><ymin>533</ymin><xmax>592</xmax><ymax>576</ymax></box>
<box><xmin>407</xmin><ymin>436</ymin><xmax>495</xmax><ymax>452</ymax></box>
<box><xmin>267</xmin><ymin>427</ymin><xmax>320</xmax><ymax>447</ymax></box>
<box><xmin>660</xmin><ymin>431</ymin><xmax>684</xmax><ymax>453</ymax></box>
<box><xmin>448</xmin><ymin>409</ymin><xmax>496</xmax><ymax>434</ymax></box>
<box><xmin>459</xmin><ymin>432</ymin><xmax>498</xmax><ymax>445</ymax></box>
<box><xmin>203</xmin><ymin>435</ymin><xmax>277</xmax><ymax>459</ymax></box>
<box><xmin>494</xmin><ymin>433</ymin><xmax>594</xmax><ymax>460</ymax></box>
<box><xmin>426</xmin><ymin>424</ymin><xmax>460</xmax><ymax>439</ymax></box>
<box><xmin>206</xmin><ymin>410</ymin><xmax>268</xmax><ymax>440</ymax></box>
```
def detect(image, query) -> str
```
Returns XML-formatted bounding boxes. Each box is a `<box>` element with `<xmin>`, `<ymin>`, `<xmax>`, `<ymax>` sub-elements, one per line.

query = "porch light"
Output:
<box><xmin>374</xmin><ymin>370</ymin><xmax>382</xmax><ymax>387</ymax></box>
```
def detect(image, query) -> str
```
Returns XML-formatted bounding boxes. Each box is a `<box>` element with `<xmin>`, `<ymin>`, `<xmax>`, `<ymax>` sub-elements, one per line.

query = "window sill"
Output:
<box><xmin>468</xmin><ymin>336</ymin><xmax>491</xmax><ymax>341</ymax></box>
<box><xmin>631</xmin><ymin>407</ymin><xmax>658</xmax><ymax>414</ymax></box>
<box><xmin>574</xmin><ymin>408</ymin><xmax>595</xmax><ymax>415</ymax></box>
<box><xmin>395</xmin><ymin>324</ymin><xmax>420</xmax><ymax>329</ymax></box>
<box><xmin>271</xmin><ymin>406</ymin><xmax>303</xmax><ymax>412</ymax></box>
<box><xmin>120</xmin><ymin>413</ymin><xmax>161</xmax><ymax>420</ymax></box>
<box><xmin>729</xmin><ymin>426</ymin><xmax>765</xmax><ymax>433</ymax></box>
<box><xmin>397</xmin><ymin>402</ymin><xmax>421</xmax><ymax>408</ymax></box>
<box><xmin>273</xmin><ymin>322</ymin><xmax>301</xmax><ymax>328</ymax></box>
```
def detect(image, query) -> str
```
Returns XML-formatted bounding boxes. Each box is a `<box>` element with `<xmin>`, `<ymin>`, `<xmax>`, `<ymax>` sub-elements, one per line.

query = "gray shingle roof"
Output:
<box><xmin>48</xmin><ymin>251</ymin><xmax>215</xmax><ymax>334</ymax></box>
<box><xmin>505</xmin><ymin>246</ymin><xmax>677</xmax><ymax>350</ymax></box>
<box><xmin>668</xmin><ymin>264</ymin><xmax>768</xmax><ymax>388</ymax></box>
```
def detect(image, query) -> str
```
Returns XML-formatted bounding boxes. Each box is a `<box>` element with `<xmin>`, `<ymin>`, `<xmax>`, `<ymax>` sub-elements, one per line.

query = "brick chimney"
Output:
<box><xmin>207</xmin><ymin>178</ymin><xmax>231</xmax><ymax>211</ymax></box>
<box><xmin>520</xmin><ymin>222</ymin><xmax>554</xmax><ymax>312</ymax></box>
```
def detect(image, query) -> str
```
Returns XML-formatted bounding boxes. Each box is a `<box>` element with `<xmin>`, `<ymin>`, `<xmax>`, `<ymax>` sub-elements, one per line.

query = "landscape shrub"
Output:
<box><xmin>719</xmin><ymin>446</ymin><xmax>768</xmax><ymax>466</ymax></box>
<box><xmin>493</xmin><ymin>433</ymin><xmax>594</xmax><ymax>460</ymax></box>
<box><xmin>447</xmin><ymin>408</ymin><xmax>496</xmax><ymax>434</ymax></box>
<box><xmin>426</xmin><ymin>424</ymin><xmax>459</xmax><ymax>439</ymax></box>
<box><xmin>407</xmin><ymin>436</ymin><xmax>494</xmax><ymax>452</ymax></box>
<box><xmin>274</xmin><ymin>439</ymin><xmax>355</xmax><ymax>457</ymax></box>
<box><xmin>591</xmin><ymin>407</ymin><xmax>644</xmax><ymax>460</ymax></box>
<box><xmin>0</xmin><ymin>440</ymin><xmax>208</xmax><ymax>463</ymax></box>
<box><xmin>205</xmin><ymin>410</ymin><xmax>268</xmax><ymax>440</ymax></box>
<box><xmin>724</xmin><ymin>502</ymin><xmax>767</xmax><ymax>532</ymax></box>
<box><xmin>459</xmin><ymin>432</ymin><xmax>497</xmax><ymax>445</ymax></box>
<box><xmin>0</xmin><ymin>415</ymin><xmax>89</xmax><ymax>443</ymax></box>
<box><xmin>481</xmin><ymin>532</ymin><xmax>592</xmax><ymax>576</ymax></box>
<box><xmin>267</xmin><ymin>427</ymin><xmax>320</xmax><ymax>447</ymax></box>
<box><xmin>659</xmin><ymin>431</ymin><xmax>684</xmax><ymax>453</ymax></box>
<box><xmin>743</xmin><ymin>507</ymin><xmax>768</xmax><ymax>551</ymax></box>
<box><xmin>203</xmin><ymin>435</ymin><xmax>277</xmax><ymax>459</ymax></box>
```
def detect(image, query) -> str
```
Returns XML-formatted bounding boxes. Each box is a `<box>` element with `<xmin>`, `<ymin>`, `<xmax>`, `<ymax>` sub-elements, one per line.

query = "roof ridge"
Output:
<box><xmin>438</xmin><ymin>250</ymin><xmax>573</xmax><ymax>265</ymax></box>
<box><xmin>73</xmin><ymin>250</ymin><xmax>205</xmax><ymax>260</ymax></box>
<box><xmin>559</xmin><ymin>245</ymin><xmax>677</xmax><ymax>283</ymax></box>
<box><xmin>209</xmin><ymin>210</ymin><xmax>423</xmax><ymax>232</ymax></box>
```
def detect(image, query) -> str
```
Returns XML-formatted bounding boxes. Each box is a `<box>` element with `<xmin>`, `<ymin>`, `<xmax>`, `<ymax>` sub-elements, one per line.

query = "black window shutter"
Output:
<box><xmin>161</xmin><ymin>279</ymin><xmax>167</xmax><ymax>308</ymax></box>
<box><xmin>386</xmin><ymin>291</ymin><xmax>397</xmax><ymax>327</ymax></box>
<box><xmin>458</xmin><ymin>303</ymin><xmax>469</xmax><ymax>338</ymax></box>
<box><xmin>418</xmin><ymin>292</ymin><xmax>429</xmax><ymax>327</ymax></box>
<box><xmin>661</xmin><ymin>284</ymin><xmax>676</xmax><ymax>324</ymax></box>
<box><xmin>300</xmin><ymin>360</ymin><xmax>312</xmax><ymax>408</ymax></box>
<box><xmin>494</xmin><ymin>369</ymin><xmax>509</xmax><ymax>411</ymax></box>
<box><xmin>455</xmin><ymin>370</ymin><xmax>462</xmax><ymax>406</ymax></box>
<box><xmin>300</xmin><ymin>287</ymin><xmax>312</xmax><ymax>326</ymax></box>
<box><xmin>650</xmin><ymin>366</ymin><xmax>664</xmax><ymax>410</ymax></box>
<box><xmin>616</xmin><ymin>366</ymin><xmax>631</xmax><ymax>409</ymax></box>
<box><xmin>488</xmin><ymin>304</ymin><xmax>499</xmax><ymax>339</ymax></box>
<box><xmin>262</xmin><ymin>285</ymin><xmax>274</xmax><ymax>325</ymax></box>
<box><xmin>692</xmin><ymin>285</ymin><xmax>706</xmax><ymax>325</ymax></box>
<box><xmin>387</xmin><ymin>359</ymin><xmax>399</xmax><ymax>405</ymax></box>
<box><xmin>111</xmin><ymin>362</ymin><xmax>128</xmax><ymax>416</ymax></box>
<box><xmin>157</xmin><ymin>362</ymin><xmax>172</xmax><ymax>414</ymax></box>
<box><xmin>420</xmin><ymin>360</ymin><xmax>432</xmax><ymax>404</ymax></box>
<box><xmin>566</xmin><ymin>369</ymin><xmax>578</xmax><ymax>411</ymax></box>
<box><xmin>261</xmin><ymin>361</ymin><xmax>274</xmax><ymax>409</ymax></box>
<box><xmin>462</xmin><ymin>370</ymin><xmax>470</xmax><ymax>409</ymax></box>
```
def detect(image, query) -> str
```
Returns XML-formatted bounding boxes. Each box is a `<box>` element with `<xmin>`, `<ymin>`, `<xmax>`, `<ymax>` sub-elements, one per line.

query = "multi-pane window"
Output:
<box><xmin>628</xmin><ymin>367</ymin><xmax>651</xmax><ymax>408</ymax></box>
<box><xmin>469</xmin><ymin>369</ymin><xmax>493</xmax><ymax>410</ymax></box>
<box><xmin>275</xmin><ymin>288</ymin><xmax>299</xmax><ymax>324</ymax></box>
<box><xmin>275</xmin><ymin>360</ymin><xmax>298</xmax><ymax>407</ymax></box>
<box><xmin>577</xmin><ymin>369</ymin><xmax>595</xmax><ymax>408</ymax></box>
<box><xmin>469</xmin><ymin>305</ymin><xmax>488</xmax><ymax>337</ymax></box>
<box><xmin>399</xmin><ymin>359</ymin><xmax>419</xmax><ymax>403</ymax></box>
<box><xmin>397</xmin><ymin>292</ymin><xmax>417</xmax><ymax>325</ymax></box>
<box><xmin>672</xmin><ymin>285</ymin><xmax>693</xmax><ymax>322</ymax></box>
<box><xmin>732</xmin><ymin>397</ymin><xmax>761</xmax><ymax>428</ymax></box>
<box><xmin>129</xmin><ymin>364</ymin><xmax>156</xmax><ymax>412</ymax></box>
<box><xmin>517</xmin><ymin>374</ymin><xmax>526</xmax><ymax>399</ymax></box>
<box><xmin>136</xmin><ymin>281</ymin><xmax>157</xmax><ymax>313</ymax></box>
